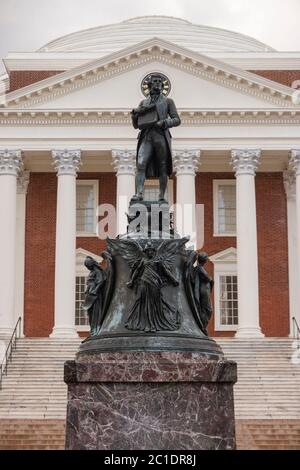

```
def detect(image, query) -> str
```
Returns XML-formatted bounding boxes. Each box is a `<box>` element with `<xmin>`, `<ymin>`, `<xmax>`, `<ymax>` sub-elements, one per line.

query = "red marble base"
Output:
<box><xmin>64</xmin><ymin>352</ymin><xmax>237</xmax><ymax>450</ymax></box>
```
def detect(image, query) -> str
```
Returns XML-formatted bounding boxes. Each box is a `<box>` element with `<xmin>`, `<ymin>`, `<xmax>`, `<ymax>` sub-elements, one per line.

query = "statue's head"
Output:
<box><xmin>147</xmin><ymin>74</ymin><xmax>164</xmax><ymax>94</ymax></box>
<box><xmin>144</xmin><ymin>241</ymin><xmax>156</xmax><ymax>259</ymax></box>
<box><xmin>198</xmin><ymin>252</ymin><xmax>209</xmax><ymax>266</ymax></box>
<box><xmin>84</xmin><ymin>256</ymin><xmax>96</xmax><ymax>270</ymax></box>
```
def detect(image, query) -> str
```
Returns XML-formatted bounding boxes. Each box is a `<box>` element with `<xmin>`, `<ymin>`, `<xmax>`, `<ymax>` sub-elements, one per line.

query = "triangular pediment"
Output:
<box><xmin>210</xmin><ymin>247</ymin><xmax>237</xmax><ymax>264</ymax></box>
<box><xmin>1</xmin><ymin>38</ymin><xmax>297</xmax><ymax>111</ymax></box>
<box><xmin>76</xmin><ymin>248</ymin><xmax>102</xmax><ymax>276</ymax></box>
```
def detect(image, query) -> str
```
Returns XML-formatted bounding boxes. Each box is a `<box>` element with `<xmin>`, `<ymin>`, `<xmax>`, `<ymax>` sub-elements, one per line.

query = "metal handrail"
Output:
<box><xmin>292</xmin><ymin>316</ymin><xmax>300</xmax><ymax>348</ymax></box>
<box><xmin>0</xmin><ymin>317</ymin><xmax>21</xmax><ymax>390</ymax></box>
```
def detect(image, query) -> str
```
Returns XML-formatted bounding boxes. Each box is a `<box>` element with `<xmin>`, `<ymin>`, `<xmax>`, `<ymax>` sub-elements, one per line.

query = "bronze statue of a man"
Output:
<box><xmin>131</xmin><ymin>74</ymin><xmax>181</xmax><ymax>202</ymax></box>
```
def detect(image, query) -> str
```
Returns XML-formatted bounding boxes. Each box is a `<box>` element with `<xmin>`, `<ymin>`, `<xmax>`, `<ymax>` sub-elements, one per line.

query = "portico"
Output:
<box><xmin>0</xmin><ymin>139</ymin><xmax>296</xmax><ymax>340</ymax></box>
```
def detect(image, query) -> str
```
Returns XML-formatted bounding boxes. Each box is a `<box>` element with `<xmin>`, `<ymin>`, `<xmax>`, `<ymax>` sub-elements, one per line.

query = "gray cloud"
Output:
<box><xmin>0</xmin><ymin>0</ymin><xmax>299</xmax><ymax>74</ymax></box>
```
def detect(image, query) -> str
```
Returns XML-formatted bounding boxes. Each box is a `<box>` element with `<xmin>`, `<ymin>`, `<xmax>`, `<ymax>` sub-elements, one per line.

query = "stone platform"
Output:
<box><xmin>64</xmin><ymin>351</ymin><xmax>237</xmax><ymax>450</ymax></box>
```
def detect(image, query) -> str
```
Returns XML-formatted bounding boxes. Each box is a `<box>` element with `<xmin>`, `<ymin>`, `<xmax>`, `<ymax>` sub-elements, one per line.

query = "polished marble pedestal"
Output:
<box><xmin>64</xmin><ymin>351</ymin><xmax>237</xmax><ymax>450</ymax></box>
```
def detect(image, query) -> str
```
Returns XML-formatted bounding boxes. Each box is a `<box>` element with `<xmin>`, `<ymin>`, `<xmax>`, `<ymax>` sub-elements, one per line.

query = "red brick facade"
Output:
<box><xmin>24</xmin><ymin>172</ymin><xmax>116</xmax><ymax>337</ymax></box>
<box><xmin>24</xmin><ymin>173</ymin><xmax>57</xmax><ymax>337</ymax></box>
<box><xmin>250</xmin><ymin>70</ymin><xmax>300</xmax><ymax>88</ymax></box>
<box><xmin>8</xmin><ymin>71</ymin><xmax>63</xmax><ymax>92</ymax></box>
<box><xmin>256</xmin><ymin>174</ymin><xmax>289</xmax><ymax>337</ymax></box>
<box><xmin>196</xmin><ymin>172</ymin><xmax>289</xmax><ymax>337</ymax></box>
<box><xmin>7</xmin><ymin>69</ymin><xmax>300</xmax><ymax>93</ymax></box>
<box><xmin>24</xmin><ymin>171</ymin><xmax>289</xmax><ymax>337</ymax></box>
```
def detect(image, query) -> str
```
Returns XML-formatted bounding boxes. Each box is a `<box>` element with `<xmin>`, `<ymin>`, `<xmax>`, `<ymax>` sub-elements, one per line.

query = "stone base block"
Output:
<box><xmin>64</xmin><ymin>352</ymin><xmax>237</xmax><ymax>450</ymax></box>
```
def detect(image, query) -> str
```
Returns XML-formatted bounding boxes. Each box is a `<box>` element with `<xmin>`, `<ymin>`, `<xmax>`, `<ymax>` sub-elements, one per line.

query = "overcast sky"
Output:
<box><xmin>1</xmin><ymin>0</ymin><xmax>300</xmax><ymax>74</ymax></box>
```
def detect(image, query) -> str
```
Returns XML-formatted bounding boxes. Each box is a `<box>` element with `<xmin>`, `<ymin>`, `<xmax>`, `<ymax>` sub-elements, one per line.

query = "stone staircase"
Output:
<box><xmin>0</xmin><ymin>337</ymin><xmax>299</xmax><ymax>449</ymax></box>
<box><xmin>0</xmin><ymin>338</ymin><xmax>81</xmax><ymax>420</ymax></box>
<box><xmin>0</xmin><ymin>420</ymin><xmax>65</xmax><ymax>450</ymax></box>
<box><xmin>219</xmin><ymin>338</ymin><xmax>300</xmax><ymax>420</ymax></box>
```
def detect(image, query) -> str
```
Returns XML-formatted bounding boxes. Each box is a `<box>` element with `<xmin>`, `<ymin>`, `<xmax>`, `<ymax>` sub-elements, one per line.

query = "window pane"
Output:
<box><xmin>76</xmin><ymin>184</ymin><xmax>95</xmax><ymax>233</ymax></box>
<box><xmin>75</xmin><ymin>276</ymin><xmax>89</xmax><ymax>327</ymax></box>
<box><xmin>219</xmin><ymin>275</ymin><xmax>238</xmax><ymax>326</ymax></box>
<box><xmin>217</xmin><ymin>184</ymin><xmax>236</xmax><ymax>234</ymax></box>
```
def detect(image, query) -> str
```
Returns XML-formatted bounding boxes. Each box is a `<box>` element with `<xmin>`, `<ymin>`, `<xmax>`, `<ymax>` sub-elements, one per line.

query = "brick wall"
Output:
<box><xmin>195</xmin><ymin>172</ymin><xmax>289</xmax><ymax>337</ymax></box>
<box><xmin>8</xmin><ymin>71</ymin><xmax>63</xmax><ymax>92</ymax></box>
<box><xmin>24</xmin><ymin>172</ymin><xmax>116</xmax><ymax>337</ymax></box>
<box><xmin>256</xmin><ymin>173</ymin><xmax>289</xmax><ymax>337</ymax></box>
<box><xmin>24</xmin><ymin>172</ymin><xmax>289</xmax><ymax>337</ymax></box>
<box><xmin>24</xmin><ymin>174</ymin><xmax>57</xmax><ymax>337</ymax></box>
<box><xmin>196</xmin><ymin>173</ymin><xmax>237</xmax><ymax>337</ymax></box>
<box><xmin>250</xmin><ymin>70</ymin><xmax>300</xmax><ymax>87</ymax></box>
<box><xmin>8</xmin><ymin>69</ymin><xmax>300</xmax><ymax>94</ymax></box>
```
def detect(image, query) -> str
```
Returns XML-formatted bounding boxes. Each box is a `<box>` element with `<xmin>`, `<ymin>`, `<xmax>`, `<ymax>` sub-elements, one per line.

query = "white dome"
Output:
<box><xmin>39</xmin><ymin>16</ymin><xmax>275</xmax><ymax>54</ymax></box>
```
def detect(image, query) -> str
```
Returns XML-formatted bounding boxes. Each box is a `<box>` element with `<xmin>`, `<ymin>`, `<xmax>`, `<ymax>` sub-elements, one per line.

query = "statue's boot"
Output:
<box><xmin>131</xmin><ymin>193</ymin><xmax>143</xmax><ymax>202</ymax></box>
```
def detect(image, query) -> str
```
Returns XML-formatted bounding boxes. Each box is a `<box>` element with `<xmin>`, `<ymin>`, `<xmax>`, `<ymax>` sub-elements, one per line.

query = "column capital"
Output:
<box><xmin>17</xmin><ymin>171</ymin><xmax>30</xmax><ymax>195</ymax></box>
<box><xmin>52</xmin><ymin>149</ymin><xmax>81</xmax><ymax>176</ymax></box>
<box><xmin>111</xmin><ymin>149</ymin><xmax>136</xmax><ymax>176</ymax></box>
<box><xmin>289</xmin><ymin>149</ymin><xmax>300</xmax><ymax>176</ymax></box>
<box><xmin>283</xmin><ymin>170</ymin><xmax>296</xmax><ymax>200</ymax></box>
<box><xmin>231</xmin><ymin>149</ymin><xmax>261</xmax><ymax>176</ymax></box>
<box><xmin>0</xmin><ymin>149</ymin><xmax>23</xmax><ymax>176</ymax></box>
<box><xmin>173</xmin><ymin>149</ymin><xmax>201</xmax><ymax>176</ymax></box>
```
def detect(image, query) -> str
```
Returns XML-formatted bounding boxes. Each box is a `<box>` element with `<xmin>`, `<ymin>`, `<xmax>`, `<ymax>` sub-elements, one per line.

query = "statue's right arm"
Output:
<box><xmin>131</xmin><ymin>101</ymin><xmax>144</xmax><ymax>129</ymax></box>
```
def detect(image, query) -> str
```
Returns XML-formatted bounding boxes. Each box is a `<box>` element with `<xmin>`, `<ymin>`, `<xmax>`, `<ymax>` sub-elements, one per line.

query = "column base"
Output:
<box><xmin>50</xmin><ymin>326</ymin><xmax>79</xmax><ymax>339</ymax></box>
<box><xmin>65</xmin><ymin>351</ymin><xmax>237</xmax><ymax>450</ymax></box>
<box><xmin>235</xmin><ymin>327</ymin><xmax>264</xmax><ymax>338</ymax></box>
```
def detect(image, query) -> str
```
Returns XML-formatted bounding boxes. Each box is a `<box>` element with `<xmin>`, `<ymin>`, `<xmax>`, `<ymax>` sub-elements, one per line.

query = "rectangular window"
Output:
<box><xmin>76</xmin><ymin>181</ymin><xmax>98</xmax><ymax>235</ymax></box>
<box><xmin>219</xmin><ymin>275</ymin><xmax>238</xmax><ymax>326</ymax></box>
<box><xmin>213</xmin><ymin>180</ymin><xmax>236</xmax><ymax>236</ymax></box>
<box><xmin>75</xmin><ymin>276</ymin><xmax>89</xmax><ymax>327</ymax></box>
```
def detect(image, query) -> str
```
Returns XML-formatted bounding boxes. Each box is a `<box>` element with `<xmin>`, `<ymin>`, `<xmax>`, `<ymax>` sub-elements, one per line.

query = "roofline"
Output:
<box><xmin>1</xmin><ymin>37</ymin><xmax>296</xmax><ymax>107</ymax></box>
<box><xmin>38</xmin><ymin>15</ymin><xmax>274</xmax><ymax>53</ymax></box>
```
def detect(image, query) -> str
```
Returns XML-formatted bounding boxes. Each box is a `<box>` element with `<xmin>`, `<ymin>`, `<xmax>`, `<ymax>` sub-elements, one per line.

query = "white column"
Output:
<box><xmin>112</xmin><ymin>149</ymin><xmax>136</xmax><ymax>235</ymax></box>
<box><xmin>15</xmin><ymin>171</ymin><xmax>30</xmax><ymax>335</ymax></box>
<box><xmin>231</xmin><ymin>149</ymin><xmax>264</xmax><ymax>338</ymax></box>
<box><xmin>50</xmin><ymin>150</ymin><xmax>81</xmax><ymax>338</ymax></box>
<box><xmin>289</xmin><ymin>151</ymin><xmax>300</xmax><ymax>331</ymax></box>
<box><xmin>0</xmin><ymin>150</ymin><xmax>23</xmax><ymax>339</ymax></box>
<box><xmin>283</xmin><ymin>170</ymin><xmax>300</xmax><ymax>335</ymax></box>
<box><xmin>173</xmin><ymin>150</ymin><xmax>201</xmax><ymax>245</ymax></box>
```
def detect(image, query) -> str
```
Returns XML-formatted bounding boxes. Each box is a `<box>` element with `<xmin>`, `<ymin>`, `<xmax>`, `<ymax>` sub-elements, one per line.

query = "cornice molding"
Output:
<box><xmin>5</xmin><ymin>54</ymin><xmax>300</xmax><ymax>72</ymax></box>
<box><xmin>1</xmin><ymin>108</ymin><xmax>300</xmax><ymax>126</ymax></box>
<box><xmin>1</xmin><ymin>38</ymin><xmax>296</xmax><ymax>109</ymax></box>
<box><xmin>0</xmin><ymin>139</ymin><xmax>299</xmax><ymax>153</ymax></box>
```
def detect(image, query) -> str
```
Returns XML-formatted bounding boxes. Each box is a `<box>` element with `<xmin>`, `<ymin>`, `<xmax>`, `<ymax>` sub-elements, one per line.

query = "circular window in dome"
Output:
<box><xmin>141</xmin><ymin>73</ymin><xmax>171</xmax><ymax>97</ymax></box>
